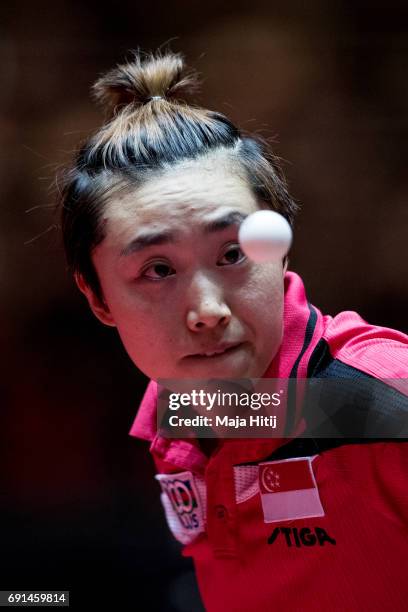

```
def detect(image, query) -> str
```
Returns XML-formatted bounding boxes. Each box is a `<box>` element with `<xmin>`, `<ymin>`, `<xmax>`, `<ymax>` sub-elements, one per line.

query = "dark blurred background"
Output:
<box><xmin>1</xmin><ymin>1</ymin><xmax>407</xmax><ymax>610</ymax></box>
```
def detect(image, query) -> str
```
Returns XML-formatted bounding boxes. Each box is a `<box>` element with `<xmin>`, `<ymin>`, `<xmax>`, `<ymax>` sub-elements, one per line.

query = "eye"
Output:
<box><xmin>218</xmin><ymin>243</ymin><xmax>247</xmax><ymax>266</ymax></box>
<box><xmin>141</xmin><ymin>262</ymin><xmax>176</xmax><ymax>280</ymax></box>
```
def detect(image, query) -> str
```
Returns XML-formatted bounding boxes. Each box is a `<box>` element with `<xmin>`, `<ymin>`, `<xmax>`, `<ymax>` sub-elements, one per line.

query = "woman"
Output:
<box><xmin>58</xmin><ymin>50</ymin><xmax>407</xmax><ymax>611</ymax></box>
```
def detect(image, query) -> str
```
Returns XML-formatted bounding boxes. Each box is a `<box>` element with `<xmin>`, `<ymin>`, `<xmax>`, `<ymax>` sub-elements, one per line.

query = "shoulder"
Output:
<box><xmin>309</xmin><ymin>309</ymin><xmax>408</xmax><ymax>379</ymax></box>
<box><xmin>305</xmin><ymin>310</ymin><xmax>408</xmax><ymax>437</ymax></box>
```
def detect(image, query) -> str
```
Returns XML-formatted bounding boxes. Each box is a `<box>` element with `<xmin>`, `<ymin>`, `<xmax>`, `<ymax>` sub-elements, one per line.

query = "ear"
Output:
<box><xmin>283</xmin><ymin>256</ymin><xmax>289</xmax><ymax>275</ymax></box>
<box><xmin>75</xmin><ymin>273</ymin><xmax>116</xmax><ymax>327</ymax></box>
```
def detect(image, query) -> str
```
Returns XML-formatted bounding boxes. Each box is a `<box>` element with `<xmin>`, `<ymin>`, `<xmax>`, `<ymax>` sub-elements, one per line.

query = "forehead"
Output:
<box><xmin>104</xmin><ymin>151</ymin><xmax>259</xmax><ymax>239</ymax></box>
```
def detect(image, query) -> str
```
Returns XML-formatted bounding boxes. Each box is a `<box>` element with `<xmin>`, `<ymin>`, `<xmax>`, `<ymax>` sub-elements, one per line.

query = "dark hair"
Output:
<box><xmin>58</xmin><ymin>50</ymin><xmax>298</xmax><ymax>302</ymax></box>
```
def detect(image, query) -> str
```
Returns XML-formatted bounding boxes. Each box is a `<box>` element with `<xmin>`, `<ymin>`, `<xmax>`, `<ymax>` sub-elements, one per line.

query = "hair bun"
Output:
<box><xmin>91</xmin><ymin>50</ymin><xmax>200</xmax><ymax>116</ymax></box>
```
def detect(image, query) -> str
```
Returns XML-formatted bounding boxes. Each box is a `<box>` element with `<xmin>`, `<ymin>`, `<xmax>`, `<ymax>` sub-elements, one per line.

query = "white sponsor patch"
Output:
<box><xmin>155</xmin><ymin>471</ymin><xmax>206</xmax><ymax>545</ymax></box>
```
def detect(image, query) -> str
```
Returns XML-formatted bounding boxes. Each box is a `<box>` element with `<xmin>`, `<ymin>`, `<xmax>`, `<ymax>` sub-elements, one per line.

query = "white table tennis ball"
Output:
<box><xmin>238</xmin><ymin>210</ymin><xmax>293</xmax><ymax>263</ymax></box>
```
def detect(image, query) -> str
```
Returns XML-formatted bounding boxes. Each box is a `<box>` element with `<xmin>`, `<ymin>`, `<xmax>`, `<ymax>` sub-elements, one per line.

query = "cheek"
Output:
<box><xmin>109</xmin><ymin>295</ymin><xmax>178</xmax><ymax>364</ymax></box>
<box><xmin>114</xmin><ymin>317</ymin><xmax>172</xmax><ymax>377</ymax></box>
<box><xmin>103</xmin><ymin>280</ymin><xmax>161</xmax><ymax>328</ymax></box>
<box><xmin>236</xmin><ymin>265</ymin><xmax>284</xmax><ymax>317</ymax></box>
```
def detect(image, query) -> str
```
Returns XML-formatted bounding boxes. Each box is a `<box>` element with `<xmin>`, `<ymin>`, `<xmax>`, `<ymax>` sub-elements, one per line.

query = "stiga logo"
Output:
<box><xmin>268</xmin><ymin>526</ymin><xmax>336</xmax><ymax>547</ymax></box>
<box><xmin>160</xmin><ymin>476</ymin><xmax>200</xmax><ymax>530</ymax></box>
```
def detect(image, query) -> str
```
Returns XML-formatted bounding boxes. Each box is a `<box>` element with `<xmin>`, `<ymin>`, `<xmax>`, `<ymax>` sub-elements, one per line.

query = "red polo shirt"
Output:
<box><xmin>129</xmin><ymin>272</ymin><xmax>408</xmax><ymax>611</ymax></box>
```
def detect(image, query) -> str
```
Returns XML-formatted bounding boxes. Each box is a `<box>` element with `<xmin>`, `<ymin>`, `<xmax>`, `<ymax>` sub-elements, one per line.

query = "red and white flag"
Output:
<box><xmin>259</xmin><ymin>457</ymin><xmax>325</xmax><ymax>523</ymax></box>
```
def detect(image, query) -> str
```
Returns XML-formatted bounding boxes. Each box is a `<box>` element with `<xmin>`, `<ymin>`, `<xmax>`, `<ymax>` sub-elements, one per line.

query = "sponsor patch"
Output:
<box><xmin>155</xmin><ymin>471</ymin><xmax>206</xmax><ymax>544</ymax></box>
<box><xmin>259</xmin><ymin>457</ymin><xmax>324</xmax><ymax>523</ymax></box>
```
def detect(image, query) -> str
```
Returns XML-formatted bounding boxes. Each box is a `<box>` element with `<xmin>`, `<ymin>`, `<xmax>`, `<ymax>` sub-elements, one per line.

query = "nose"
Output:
<box><xmin>186</xmin><ymin>271</ymin><xmax>232</xmax><ymax>332</ymax></box>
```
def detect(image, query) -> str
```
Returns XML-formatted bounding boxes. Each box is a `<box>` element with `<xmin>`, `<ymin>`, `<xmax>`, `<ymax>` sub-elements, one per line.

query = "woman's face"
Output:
<box><xmin>78</xmin><ymin>152</ymin><xmax>286</xmax><ymax>381</ymax></box>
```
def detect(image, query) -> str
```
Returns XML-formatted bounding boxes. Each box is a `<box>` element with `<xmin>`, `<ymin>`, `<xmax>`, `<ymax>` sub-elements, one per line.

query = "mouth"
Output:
<box><xmin>185</xmin><ymin>342</ymin><xmax>244</xmax><ymax>359</ymax></box>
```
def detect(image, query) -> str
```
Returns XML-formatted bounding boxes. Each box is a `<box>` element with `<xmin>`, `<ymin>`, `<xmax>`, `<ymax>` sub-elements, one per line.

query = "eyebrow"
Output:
<box><xmin>119</xmin><ymin>211</ymin><xmax>248</xmax><ymax>257</ymax></box>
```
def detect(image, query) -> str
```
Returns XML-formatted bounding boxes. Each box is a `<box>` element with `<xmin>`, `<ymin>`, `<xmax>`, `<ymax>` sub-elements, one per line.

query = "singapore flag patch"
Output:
<box><xmin>259</xmin><ymin>457</ymin><xmax>325</xmax><ymax>523</ymax></box>
<box><xmin>155</xmin><ymin>471</ymin><xmax>206</xmax><ymax>545</ymax></box>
